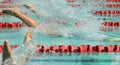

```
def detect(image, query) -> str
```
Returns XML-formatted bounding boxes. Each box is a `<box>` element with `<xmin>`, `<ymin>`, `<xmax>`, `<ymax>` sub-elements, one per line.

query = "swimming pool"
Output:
<box><xmin>0</xmin><ymin>0</ymin><xmax>120</xmax><ymax>65</ymax></box>
<box><xmin>0</xmin><ymin>23</ymin><xmax>120</xmax><ymax>65</ymax></box>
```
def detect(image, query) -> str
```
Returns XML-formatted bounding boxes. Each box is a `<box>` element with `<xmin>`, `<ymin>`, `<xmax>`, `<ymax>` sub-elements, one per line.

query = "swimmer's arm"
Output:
<box><xmin>40</xmin><ymin>25</ymin><xmax>62</xmax><ymax>37</ymax></box>
<box><xmin>23</xmin><ymin>4</ymin><xmax>45</xmax><ymax>17</ymax></box>
<box><xmin>40</xmin><ymin>25</ymin><xmax>56</xmax><ymax>35</ymax></box>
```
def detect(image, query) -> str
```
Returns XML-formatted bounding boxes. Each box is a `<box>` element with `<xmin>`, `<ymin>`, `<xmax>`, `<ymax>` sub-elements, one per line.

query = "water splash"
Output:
<box><xmin>1</xmin><ymin>43</ymin><xmax>37</xmax><ymax>65</ymax></box>
<box><xmin>31</xmin><ymin>15</ymin><xmax>106</xmax><ymax>43</ymax></box>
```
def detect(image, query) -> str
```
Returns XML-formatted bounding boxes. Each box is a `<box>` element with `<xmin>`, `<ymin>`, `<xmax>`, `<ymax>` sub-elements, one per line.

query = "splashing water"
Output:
<box><xmin>48</xmin><ymin>0</ymin><xmax>94</xmax><ymax>19</ymax></box>
<box><xmin>111</xmin><ymin>55</ymin><xmax>120</xmax><ymax>65</ymax></box>
<box><xmin>1</xmin><ymin>43</ymin><xmax>37</xmax><ymax>65</ymax></box>
<box><xmin>20</xmin><ymin>0</ymin><xmax>59</xmax><ymax>17</ymax></box>
<box><xmin>19</xmin><ymin>0</ymin><xmax>101</xmax><ymax>19</ymax></box>
<box><xmin>19</xmin><ymin>0</ymin><xmax>109</xmax><ymax>41</ymax></box>
<box><xmin>31</xmin><ymin>15</ymin><xmax>107</xmax><ymax>42</ymax></box>
<box><xmin>1</xmin><ymin>0</ymin><xmax>120</xmax><ymax>65</ymax></box>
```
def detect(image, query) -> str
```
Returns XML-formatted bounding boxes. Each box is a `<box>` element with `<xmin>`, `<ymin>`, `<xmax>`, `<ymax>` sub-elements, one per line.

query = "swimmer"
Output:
<box><xmin>3</xmin><ymin>8</ymin><xmax>120</xmax><ymax>42</ymax></box>
<box><xmin>3</xmin><ymin>8</ymin><xmax>69</xmax><ymax>36</ymax></box>
<box><xmin>24</xmin><ymin>30</ymin><xmax>32</xmax><ymax>43</ymax></box>
<box><xmin>2</xmin><ymin>31</ymin><xmax>34</xmax><ymax>65</ymax></box>
<box><xmin>2</xmin><ymin>40</ymin><xmax>12</xmax><ymax>65</ymax></box>
<box><xmin>23</xmin><ymin>4</ymin><xmax>45</xmax><ymax>17</ymax></box>
<box><xmin>23</xmin><ymin>4</ymin><xmax>119</xmax><ymax>33</ymax></box>
<box><xmin>23</xmin><ymin>4</ymin><xmax>69</xmax><ymax>25</ymax></box>
<box><xmin>2</xmin><ymin>39</ymin><xmax>32</xmax><ymax>65</ymax></box>
<box><xmin>21</xmin><ymin>30</ymin><xmax>34</xmax><ymax>62</ymax></box>
<box><xmin>3</xmin><ymin>8</ymin><xmax>39</xmax><ymax>27</ymax></box>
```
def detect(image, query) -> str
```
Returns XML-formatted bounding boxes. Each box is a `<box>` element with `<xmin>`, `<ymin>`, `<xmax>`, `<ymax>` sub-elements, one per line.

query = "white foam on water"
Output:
<box><xmin>111</xmin><ymin>55</ymin><xmax>120</xmax><ymax>65</ymax></box>
<box><xmin>33</xmin><ymin>16</ymin><xmax>75</xmax><ymax>37</ymax></box>
<box><xmin>1</xmin><ymin>43</ymin><xmax>37</xmax><ymax>65</ymax></box>
<box><xmin>32</xmin><ymin>16</ymin><xmax>107</xmax><ymax>42</ymax></box>
<box><xmin>20</xmin><ymin>26</ymin><xmax>32</xmax><ymax>34</ymax></box>
<box><xmin>19</xmin><ymin>0</ymin><xmax>108</xmax><ymax>41</ymax></box>
<box><xmin>20</xmin><ymin>0</ymin><xmax>59</xmax><ymax>17</ymax></box>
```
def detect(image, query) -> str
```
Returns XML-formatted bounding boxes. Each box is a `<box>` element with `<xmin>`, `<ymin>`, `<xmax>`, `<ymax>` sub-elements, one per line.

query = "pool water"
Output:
<box><xmin>0</xmin><ymin>23</ymin><xmax>120</xmax><ymax>65</ymax></box>
<box><xmin>0</xmin><ymin>0</ymin><xmax>120</xmax><ymax>65</ymax></box>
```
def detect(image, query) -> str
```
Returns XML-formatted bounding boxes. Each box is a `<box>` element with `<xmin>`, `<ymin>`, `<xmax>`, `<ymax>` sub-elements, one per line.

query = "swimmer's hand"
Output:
<box><xmin>2</xmin><ymin>8</ymin><xmax>19</xmax><ymax>16</ymax></box>
<box><xmin>23</xmin><ymin>4</ymin><xmax>45</xmax><ymax>17</ymax></box>
<box><xmin>23</xmin><ymin>4</ymin><xmax>35</xmax><ymax>10</ymax></box>
<box><xmin>24</xmin><ymin>30</ymin><xmax>32</xmax><ymax>43</ymax></box>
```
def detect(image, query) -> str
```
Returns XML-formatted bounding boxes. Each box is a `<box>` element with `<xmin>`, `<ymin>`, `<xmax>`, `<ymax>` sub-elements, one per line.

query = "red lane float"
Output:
<box><xmin>0</xmin><ymin>21</ymin><xmax>120</xmax><ymax>32</ymax></box>
<box><xmin>105</xmin><ymin>45</ymin><xmax>115</xmax><ymax>52</ymax></box>
<box><xmin>59</xmin><ymin>45</ymin><xmax>68</xmax><ymax>53</ymax></box>
<box><xmin>102</xmin><ymin>22</ymin><xmax>120</xmax><ymax>26</ymax></box>
<box><xmin>102</xmin><ymin>4</ymin><xmax>120</xmax><ymax>8</ymax></box>
<box><xmin>91</xmin><ymin>10</ymin><xmax>120</xmax><ymax>17</ymax></box>
<box><xmin>50</xmin><ymin>45</ymin><xmax>59</xmax><ymax>53</ymax></box>
<box><xmin>78</xmin><ymin>45</ymin><xmax>87</xmax><ymax>52</ymax></box>
<box><xmin>114</xmin><ymin>45</ymin><xmax>120</xmax><ymax>52</ymax></box>
<box><xmin>0</xmin><ymin>45</ymin><xmax>120</xmax><ymax>53</ymax></box>
<box><xmin>68</xmin><ymin>45</ymin><xmax>78</xmax><ymax>52</ymax></box>
<box><xmin>94</xmin><ymin>45</ymin><xmax>104</xmax><ymax>52</ymax></box>
<box><xmin>0</xmin><ymin>22</ymin><xmax>25</xmax><ymax>31</ymax></box>
<box><xmin>17</xmin><ymin>22</ymin><xmax>22</xmax><ymax>28</ymax></box>
<box><xmin>99</xmin><ymin>22</ymin><xmax>120</xmax><ymax>32</ymax></box>
<box><xmin>67</xmin><ymin>0</ymin><xmax>77</xmax><ymax>2</ymax></box>
<box><xmin>31</xmin><ymin>44</ymin><xmax>120</xmax><ymax>53</ymax></box>
<box><xmin>106</xmin><ymin>0</ymin><xmax>120</xmax><ymax>2</ymax></box>
<box><xmin>0</xmin><ymin>22</ymin><xmax>2</xmax><ymax>31</ymax></box>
